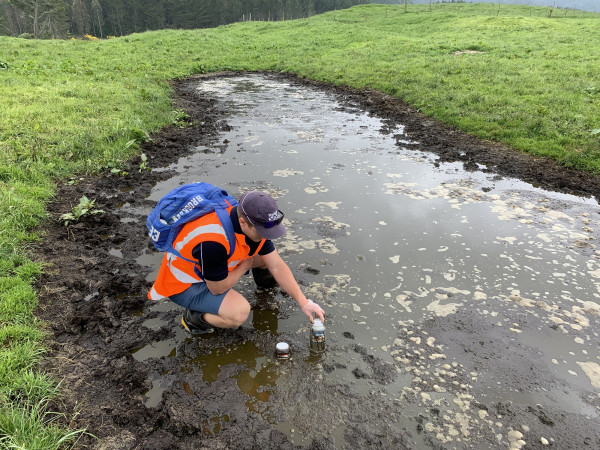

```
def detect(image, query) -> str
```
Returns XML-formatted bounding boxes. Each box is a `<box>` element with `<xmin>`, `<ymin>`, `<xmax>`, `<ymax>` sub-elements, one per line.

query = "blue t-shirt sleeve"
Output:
<box><xmin>191</xmin><ymin>242</ymin><xmax>229</xmax><ymax>281</ymax></box>
<box><xmin>259</xmin><ymin>240</ymin><xmax>275</xmax><ymax>256</ymax></box>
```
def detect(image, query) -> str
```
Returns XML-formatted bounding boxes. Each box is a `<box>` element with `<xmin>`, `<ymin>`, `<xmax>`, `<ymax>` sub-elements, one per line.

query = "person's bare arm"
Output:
<box><xmin>204</xmin><ymin>257</ymin><xmax>255</xmax><ymax>295</ymax></box>
<box><xmin>261</xmin><ymin>250</ymin><xmax>325</xmax><ymax>322</ymax></box>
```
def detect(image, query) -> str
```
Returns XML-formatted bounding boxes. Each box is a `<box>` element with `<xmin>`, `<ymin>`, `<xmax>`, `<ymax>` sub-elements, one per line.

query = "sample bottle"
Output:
<box><xmin>309</xmin><ymin>319</ymin><xmax>326</xmax><ymax>353</ymax></box>
<box><xmin>275</xmin><ymin>342</ymin><xmax>290</xmax><ymax>359</ymax></box>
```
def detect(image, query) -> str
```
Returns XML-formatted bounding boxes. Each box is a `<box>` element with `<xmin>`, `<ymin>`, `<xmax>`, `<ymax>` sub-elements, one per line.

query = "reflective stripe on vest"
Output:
<box><xmin>174</xmin><ymin>223</ymin><xmax>228</xmax><ymax>253</ymax></box>
<box><xmin>166</xmin><ymin>253</ymin><xmax>200</xmax><ymax>284</ymax></box>
<box><xmin>148</xmin><ymin>286</ymin><xmax>166</xmax><ymax>301</ymax></box>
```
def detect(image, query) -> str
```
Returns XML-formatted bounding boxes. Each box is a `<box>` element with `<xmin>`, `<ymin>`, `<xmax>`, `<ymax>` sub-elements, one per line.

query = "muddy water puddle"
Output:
<box><xmin>128</xmin><ymin>74</ymin><xmax>600</xmax><ymax>447</ymax></box>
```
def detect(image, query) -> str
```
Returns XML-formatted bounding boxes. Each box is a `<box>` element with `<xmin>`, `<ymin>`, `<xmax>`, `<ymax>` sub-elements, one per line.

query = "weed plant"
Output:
<box><xmin>59</xmin><ymin>196</ymin><xmax>105</xmax><ymax>226</ymax></box>
<box><xmin>0</xmin><ymin>3</ymin><xmax>599</xmax><ymax>446</ymax></box>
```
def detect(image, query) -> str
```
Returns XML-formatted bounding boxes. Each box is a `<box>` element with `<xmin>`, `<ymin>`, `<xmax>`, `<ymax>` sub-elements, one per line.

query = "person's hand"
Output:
<box><xmin>301</xmin><ymin>299</ymin><xmax>325</xmax><ymax>323</ymax></box>
<box><xmin>240</xmin><ymin>255</ymin><xmax>260</xmax><ymax>273</ymax></box>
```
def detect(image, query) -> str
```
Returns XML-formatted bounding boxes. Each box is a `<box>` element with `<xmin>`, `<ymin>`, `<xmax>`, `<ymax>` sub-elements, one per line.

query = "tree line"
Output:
<box><xmin>0</xmin><ymin>0</ymin><xmax>370</xmax><ymax>39</ymax></box>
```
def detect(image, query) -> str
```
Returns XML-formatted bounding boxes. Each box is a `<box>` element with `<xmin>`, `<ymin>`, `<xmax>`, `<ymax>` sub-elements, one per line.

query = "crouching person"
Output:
<box><xmin>148</xmin><ymin>190</ymin><xmax>325</xmax><ymax>334</ymax></box>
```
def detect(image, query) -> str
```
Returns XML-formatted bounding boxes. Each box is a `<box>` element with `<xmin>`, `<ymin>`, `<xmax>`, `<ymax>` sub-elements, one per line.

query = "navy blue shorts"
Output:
<box><xmin>169</xmin><ymin>282</ymin><xmax>228</xmax><ymax>315</ymax></box>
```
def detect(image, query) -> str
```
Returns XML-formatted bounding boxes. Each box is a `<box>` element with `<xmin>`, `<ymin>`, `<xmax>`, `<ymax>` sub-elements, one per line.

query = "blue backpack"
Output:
<box><xmin>146</xmin><ymin>182</ymin><xmax>237</xmax><ymax>263</ymax></box>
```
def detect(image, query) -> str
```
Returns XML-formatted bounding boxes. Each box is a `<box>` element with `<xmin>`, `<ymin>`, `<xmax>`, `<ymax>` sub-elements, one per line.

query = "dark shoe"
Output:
<box><xmin>181</xmin><ymin>309</ymin><xmax>214</xmax><ymax>335</ymax></box>
<box><xmin>252</xmin><ymin>268</ymin><xmax>277</xmax><ymax>289</ymax></box>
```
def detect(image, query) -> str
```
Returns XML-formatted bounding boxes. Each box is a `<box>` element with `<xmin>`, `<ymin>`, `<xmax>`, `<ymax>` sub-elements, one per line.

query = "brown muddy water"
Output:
<box><xmin>120</xmin><ymin>74</ymin><xmax>600</xmax><ymax>448</ymax></box>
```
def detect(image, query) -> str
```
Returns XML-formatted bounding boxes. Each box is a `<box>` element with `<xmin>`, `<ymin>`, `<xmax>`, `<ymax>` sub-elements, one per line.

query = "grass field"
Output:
<box><xmin>0</xmin><ymin>3</ymin><xmax>599</xmax><ymax>446</ymax></box>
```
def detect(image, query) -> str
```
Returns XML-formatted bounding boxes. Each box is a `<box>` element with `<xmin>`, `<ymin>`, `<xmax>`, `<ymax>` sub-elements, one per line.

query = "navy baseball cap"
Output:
<box><xmin>238</xmin><ymin>191</ymin><xmax>287</xmax><ymax>240</ymax></box>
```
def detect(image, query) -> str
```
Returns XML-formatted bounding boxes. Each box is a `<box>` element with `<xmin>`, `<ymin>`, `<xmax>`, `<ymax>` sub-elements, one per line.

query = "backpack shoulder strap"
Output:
<box><xmin>215</xmin><ymin>206</ymin><xmax>236</xmax><ymax>258</ymax></box>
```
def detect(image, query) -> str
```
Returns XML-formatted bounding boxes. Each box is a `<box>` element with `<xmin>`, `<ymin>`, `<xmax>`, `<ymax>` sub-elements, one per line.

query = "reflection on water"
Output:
<box><xmin>236</xmin><ymin>361</ymin><xmax>278</xmax><ymax>421</ymax></box>
<box><xmin>131</xmin><ymin>338</ymin><xmax>177</xmax><ymax>361</ymax></box>
<box><xmin>126</xmin><ymin>74</ymin><xmax>600</xmax><ymax>446</ymax></box>
<box><xmin>252</xmin><ymin>307</ymin><xmax>279</xmax><ymax>335</ymax></box>
<box><xmin>182</xmin><ymin>340</ymin><xmax>266</xmax><ymax>382</ymax></box>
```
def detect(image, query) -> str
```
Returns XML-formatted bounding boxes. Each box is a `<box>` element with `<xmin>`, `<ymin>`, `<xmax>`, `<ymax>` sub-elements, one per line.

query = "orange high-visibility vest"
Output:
<box><xmin>148</xmin><ymin>207</ymin><xmax>265</xmax><ymax>300</ymax></box>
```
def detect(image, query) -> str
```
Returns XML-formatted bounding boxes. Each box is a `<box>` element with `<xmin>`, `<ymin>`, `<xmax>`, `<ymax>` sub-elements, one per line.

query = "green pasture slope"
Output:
<box><xmin>1</xmin><ymin>3</ymin><xmax>599</xmax><ymax>446</ymax></box>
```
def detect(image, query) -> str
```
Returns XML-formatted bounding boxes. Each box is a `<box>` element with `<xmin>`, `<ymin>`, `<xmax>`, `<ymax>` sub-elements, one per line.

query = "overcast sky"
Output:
<box><xmin>403</xmin><ymin>0</ymin><xmax>599</xmax><ymax>13</ymax></box>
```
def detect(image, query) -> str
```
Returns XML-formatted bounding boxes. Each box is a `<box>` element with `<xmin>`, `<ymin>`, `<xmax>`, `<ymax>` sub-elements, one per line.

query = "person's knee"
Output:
<box><xmin>230</xmin><ymin>302</ymin><xmax>251</xmax><ymax>326</ymax></box>
<box><xmin>219</xmin><ymin>291</ymin><xmax>251</xmax><ymax>327</ymax></box>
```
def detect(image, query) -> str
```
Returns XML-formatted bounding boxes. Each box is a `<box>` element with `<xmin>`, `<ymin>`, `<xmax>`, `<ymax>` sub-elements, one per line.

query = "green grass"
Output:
<box><xmin>0</xmin><ymin>3</ymin><xmax>599</xmax><ymax>446</ymax></box>
<box><xmin>0</xmin><ymin>396</ymin><xmax>85</xmax><ymax>449</ymax></box>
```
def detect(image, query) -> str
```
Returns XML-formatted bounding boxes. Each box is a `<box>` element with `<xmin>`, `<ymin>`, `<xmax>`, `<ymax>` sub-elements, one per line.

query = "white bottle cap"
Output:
<box><xmin>276</xmin><ymin>342</ymin><xmax>289</xmax><ymax>352</ymax></box>
<box><xmin>312</xmin><ymin>319</ymin><xmax>325</xmax><ymax>331</ymax></box>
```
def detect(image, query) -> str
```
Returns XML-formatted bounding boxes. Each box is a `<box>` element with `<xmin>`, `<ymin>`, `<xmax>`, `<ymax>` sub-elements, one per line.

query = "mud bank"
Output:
<box><xmin>33</xmin><ymin>72</ymin><xmax>600</xmax><ymax>449</ymax></box>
